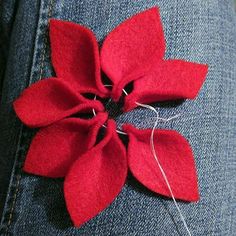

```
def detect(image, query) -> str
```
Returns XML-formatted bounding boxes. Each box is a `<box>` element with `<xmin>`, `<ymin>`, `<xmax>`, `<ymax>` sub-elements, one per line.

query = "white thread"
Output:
<box><xmin>92</xmin><ymin>85</ymin><xmax>128</xmax><ymax>135</ymax></box>
<box><xmin>135</xmin><ymin>102</ymin><xmax>192</xmax><ymax>236</ymax></box>
<box><xmin>93</xmin><ymin>86</ymin><xmax>192</xmax><ymax>235</ymax></box>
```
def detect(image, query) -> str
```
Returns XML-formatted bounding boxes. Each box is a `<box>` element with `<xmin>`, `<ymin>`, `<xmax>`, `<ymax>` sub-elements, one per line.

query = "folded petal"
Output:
<box><xmin>23</xmin><ymin>112</ymin><xmax>108</xmax><ymax>178</ymax></box>
<box><xmin>123</xmin><ymin>124</ymin><xmax>199</xmax><ymax>202</ymax></box>
<box><xmin>101</xmin><ymin>7</ymin><xmax>165</xmax><ymax>101</ymax></box>
<box><xmin>124</xmin><ymin>60</ymin><xmax>208</xmax><ymax>111</ymax></box>
<box><xmin>64</xmin><ymin>119</ymin><xmax>128</xmax><ymax>227</ymax></box>
<box><xmin>13</xmin><ymin>78</ymin><xmax>104</xmax><ymax>127</ymax></box>
<box><xmin>50</xmin><ymin>19</ymin><xmax>109</xmax><ymax>97</ymax></box>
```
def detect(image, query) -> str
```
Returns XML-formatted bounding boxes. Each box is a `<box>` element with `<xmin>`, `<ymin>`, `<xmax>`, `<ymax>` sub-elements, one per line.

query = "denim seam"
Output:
<box><xmin>2</xmin><ymin>0</ymin><xmax>54</xmax><ymax>234</ymax></box>
<box><xmin>1</xmin><ymin>126</ymin><xmax>24</xmax><ymax>235</ymax></box>
<box><xmin>39</xmin><ymin>0</ymin><xmax>54</xmax><ymax>81</ymax></box>
<box><xmin>5</xmin><ymin>174</ymin><xmax>21</xmax><ymax>233</ymax></box>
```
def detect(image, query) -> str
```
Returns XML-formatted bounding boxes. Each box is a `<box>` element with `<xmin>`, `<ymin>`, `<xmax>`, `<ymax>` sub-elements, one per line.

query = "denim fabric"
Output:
<box><xmin>0</xmin><ymin>0</ymin><xmax>235</xmax><ymax>235</ymax></box>
<box><xmin>0</xmin><ymin>0</ymin><xmax>41</xmax><ymax>220</ymax></box>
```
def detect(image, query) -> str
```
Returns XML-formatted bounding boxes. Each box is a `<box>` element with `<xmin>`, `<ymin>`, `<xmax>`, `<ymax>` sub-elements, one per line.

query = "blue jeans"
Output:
<box><xmin>0</xmin><ymin>0</ymin><xmax>235</xmax><ymax>235</ymax></box>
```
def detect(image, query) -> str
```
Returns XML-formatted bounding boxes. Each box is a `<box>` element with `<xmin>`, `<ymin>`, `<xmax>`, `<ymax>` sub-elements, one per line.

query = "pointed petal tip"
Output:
<box><xmin>13</xmin><ymin>95</ymin><xmax>38</xmax><ymax>128</ymax></box>
<box><xmin>49</xmin><ymin>18</ymin><xmax>109</xmax><ymax>97</ymax></box>
<box><xmin>125</xmin><ymin>127</ymin><xmax>200</xmax><ymax>202</ymax></box>
<box><xmin>101</xmin><ymin>6</ymin><xmax>165</xmax><ymax>100</ymax></box>
<box><xmin>193</xmin><ymin>193</ymin><xmax>200</xmax><ymax>202</ymax></box>
<box><xmin>200</xmin><ymin>63</ymin><xmax>209</xmax><ymax>77</ymax></box>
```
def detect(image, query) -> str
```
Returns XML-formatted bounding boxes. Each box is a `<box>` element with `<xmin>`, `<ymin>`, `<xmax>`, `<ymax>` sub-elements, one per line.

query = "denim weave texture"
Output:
<box><xmin>0</xmin><ymin>0</ymin><xmax>235</xmax><ymax>235</ymax></box>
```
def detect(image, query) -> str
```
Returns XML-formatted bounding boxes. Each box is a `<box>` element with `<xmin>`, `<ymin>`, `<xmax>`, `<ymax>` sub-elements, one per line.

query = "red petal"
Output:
<box><xmin>101</xmin><ymin>7</ymin><xmax>165</xmax><ymax>101</ymax></box>
<box><xmin>13</xmin><ymin>78</ymin><xmax>104</xmax><ymax>127</ymax></box>
<box><xmin>124</xmin><ymin>60</ymin><xmax>208</xmax><ymax>111</ymax></box>
<box><xmin>64</xmin><ymin>120</ymin><xmax>127</xmax><ymax>227</ymax></box>
<box><xmin>50</xmin><ymin>19</ymin><xmax>109</xmax><ymax>97</ymax></box>
<box><xmin>123</xmin><ymin>124</ymin><xmax>199</xmax><ymax>202</ymax></box>
<box><xmin>23</xmin><ymin>112</ymin><xmax>108</xmax><ymax>178</ymax></box>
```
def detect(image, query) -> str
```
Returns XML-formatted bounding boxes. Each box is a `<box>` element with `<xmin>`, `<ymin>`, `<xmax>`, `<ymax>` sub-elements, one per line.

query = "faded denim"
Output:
<box><xmin>0</xmin><ymin>0</ymin><xmax>236</xmax><ymax>235</ymax></box>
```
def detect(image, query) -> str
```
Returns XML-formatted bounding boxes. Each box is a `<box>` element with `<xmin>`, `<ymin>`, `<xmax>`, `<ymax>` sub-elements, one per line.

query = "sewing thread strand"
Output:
<box><xmin>93</xmin><ymin>85</ymin><xmax>192</xmax><ymax>235</ymax></box>
<box><xmin>136</xmin><ymin>102</ymin><xmax>192</xmax><ymax>236</ymax></box>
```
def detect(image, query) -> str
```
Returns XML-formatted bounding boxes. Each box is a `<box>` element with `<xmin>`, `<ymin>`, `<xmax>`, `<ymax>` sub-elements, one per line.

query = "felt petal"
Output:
<box><xmin>64</xmin><ymin>119</ymin><xmax>128</xmax><ymax>227</ymax></box>
<box><xmin>23</xmin><ymin>112</ymin><xmax>108</xmax><ymax>178</ymax></box>
<box><xmin>13</xmin><ymin>78</ymin><xmax>104</xmax><ymax>127</ymax></box>
<box><xmin>124</xmin><ymin>60</ymin><xmax>208</xmax><ymax>111</ymax></box>
<box><xmin>123</xmin><ymin>124</ymin><xmax>199</xmax><ymax>202</ymax></box>
<box><xmin>101</xmin><ymin>7</ymin><xmax>165</xmax><ymax>101</ymax></box>
<box><xmin>50</xmin><ymin>19</ymin><xmax>109</xmax><ymax>97</ymax></box>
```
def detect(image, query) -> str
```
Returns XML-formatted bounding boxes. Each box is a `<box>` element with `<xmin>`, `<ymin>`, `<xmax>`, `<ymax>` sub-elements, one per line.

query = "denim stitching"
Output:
<box><xmin>39</xmin><ymin>0</ymin><xmax>54</xmax><ymax>81</ymax></box>
<box><xmin>3</xmin><ymin>125</ymin><xmax>24</xmax><ymax>236</ymax></box>
<box><xmin>6</xmin><ymin>175</ymin><xmax>21</xmax><ymax>232</ymax></box>
<box><xmin>3</xmin><ymin>0</ymin><xmax>54</xmax><ymax>234</ymax></box>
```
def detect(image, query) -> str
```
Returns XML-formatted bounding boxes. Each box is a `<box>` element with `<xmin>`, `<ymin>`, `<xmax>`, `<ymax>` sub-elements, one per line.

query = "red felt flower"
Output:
<box><xmin>13</xmin><ymin>7</ymin><xmax>208</xmax><ymax>227</ymax></box>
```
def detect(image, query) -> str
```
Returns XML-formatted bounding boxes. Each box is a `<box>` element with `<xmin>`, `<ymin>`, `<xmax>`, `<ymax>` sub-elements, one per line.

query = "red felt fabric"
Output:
<box><xmin>124</xmin><ymin>60</ymin><xmax>208</xmax><ymax>111</ymax></box>
<box><xmin>23</xmin><ymin>112</ymin><xmax>108</xmax><ymax>178</ymax></box>
<box><xmin>64</xmin><ymin>120</ymin><xmax>127</xmax><ymax>227</ymax></box>
<box><xmin>13</xmin><ymin>78</ymin><xmax>104</xmax><ymax>127</ymax></box>
<box><xmin>101</xmin><ymin>7</ymin><xmax>166</xmax><ymax>101</ymax></box>
<box><xmin>12</xmin><ymin>7</ymin><xmax>207</xmax><ymax>228</ymax></box>
<box><xmin>123</xmin><ymin>124</ymin><xmax>199</xmax><ymax>202</ymax></box>
<box><xmin>50</xmin><ymin>19</ymin><xmax>109</xmax><ymax>97</ymax></box>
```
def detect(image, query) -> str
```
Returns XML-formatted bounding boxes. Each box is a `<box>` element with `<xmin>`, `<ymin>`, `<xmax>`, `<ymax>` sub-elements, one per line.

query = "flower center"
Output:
<box><xmin>103</xmin><ymin>97</ymin><xmax>124</xmax><ymax>120</ymax></box>
<box><xmin>92</xmin><ymin>83</ymin><xmax>129</xmax><ymax>121</ymax></box>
